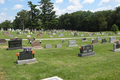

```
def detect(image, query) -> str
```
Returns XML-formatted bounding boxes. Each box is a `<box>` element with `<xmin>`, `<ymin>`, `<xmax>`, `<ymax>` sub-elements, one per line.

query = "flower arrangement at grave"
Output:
<box><xmin>114</xmin><ymin>40</ymin><xmax>119</xmax><ymax>45</ymax></box>
<box><xmin>79</xmin><ymin>46</ymin><xmax>82</xmax><ymax>50</ymax></box>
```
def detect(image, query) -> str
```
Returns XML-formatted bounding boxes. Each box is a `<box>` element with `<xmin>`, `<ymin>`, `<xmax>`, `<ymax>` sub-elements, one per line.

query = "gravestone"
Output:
<box><xmin>17</xmin><ymin>32</ymin><xmax>20</xmax><ymax>35</ymax></box>
<box><xmin>3</xmin><ymin>32</ymin><xmax>9</xmax><ymax>35</ymax></box>
<box><xmin>31</xmin><ymin>41</ymin><xmax>42</xmax><ymax>49</ymax></box>
<box><xmin>42</xmin><ymin>76</ymin><xmax>63</xmax><ymax>80</ymax></box>
<box><xmin>97</xmin><ymin>37</ymin><xmax>101</xmax><ymax>41</ymax></box>
<box><xmin>23</xmin><ymin>32</ymin><xmax>26</xmax><ymax>35</ymax></box>
<box><xmin>28</xmin><ymin>38</ymin><xmax>35</xmax><ymax>44</ymax></box>
<box><xmin>82</xmin><ymin>38</ymin><xmax>87</xmax><ymax>41</ymax></box>
<box><xmin>27</xmin><ymin>35</ymin><xmax>31</xmax><ymax>38</ymax></box>
<box><xmin>91</xmin><ymin>38</ymin><xmax>94</xmax><ymax>41</ymax></box>
<box><xmin>112</xmin><ymin>43</ymin><xmax>120</xmax><ymax>52</ymax></box>
<box><xmin>37</xmin><ymin>34</ymin><xmax>41</xmax><ymax>37</ymax></box>
<box><xmin>67</xmin><ymin>40</ymin><xmax>78</xmax><ymax>47</ymax></box>
<box><xmin>9</xmin><ymin>35</ymin><xmax>13</xmax><ymax>38</ymax></box>
<box><xmin>6</xmin><ymin>39</ymin><xmax>23</xmax><ymax>50</ymax></box>
<box><xmin>48</xmin><ymin>33</ymin><xmax>51</xmax><ymax>35</ymax></box>
<box><xmin>50</xmin><ymin>36</ymin><xmax>53</xmax><ymax>37</ymax></box>
<box><xmin>109</xmin><ymin>36</ymin><xmax>116</xmax><ymax>43</ymax></box>
<box><xmin>45</xmin><ymin>45</ymin><xmax>52</xmax><ymax>49</ymax></box>
<box><xmin>74</xmin><ymin>33</ymin><xmax>78</xmax><ymax>37</ymax></box>
<box><xmin>81</xmin><ymin>34</ymin><xmax>84</xmax><ymax>36</ymax></box>
<box><xmin>78</xmin><ymin>45</ymin><xmax>95</xmax><ymax>57</ymax></box>
<box><xmin>53</xmin><ymin>33</ymin><xmax>56</xmax><ymax>35</ymax></box>
<box><xmin>0</xmin><ymin>39</ymin><xmax>7</xmax><ymax>44</ymax></box>
<box><xmin>89</xmin><ymin>34</ymin><xmax>92</xmax><ymax>36</ymax></box>
<box><xmin>16</xmin><ymin>48</ymin><xmax>37</xmax><ymax>65</ymax></box>
<box><xmin>58</xmin><ymin>34</ymin><xmax>61</xmax><ymax>37</ymax></box>
<box><xmin>56</xmin><ymin>44</ymin><xmax>62</xmax><ymax>48</ymax></box>
<box><xmin>62</xmin><ymin>39</ymin><xmax>65</xmax><ymax>43</ymax></box>
<box><xmin>101</xmin><ymin>38</ymin><xmax>107</xmax><ymax>43</ymax></box>
<box><xmin>92</xmin><ymin>39</ymin><xmax>99</xmax><ymax>44</ymax></box>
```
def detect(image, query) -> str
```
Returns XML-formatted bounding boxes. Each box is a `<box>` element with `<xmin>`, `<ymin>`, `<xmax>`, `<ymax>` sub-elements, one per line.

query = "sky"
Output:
<box><xmin>0</xmin><ymin>0</ymin><xmax>120</xmax><ymax>23</ymax></box>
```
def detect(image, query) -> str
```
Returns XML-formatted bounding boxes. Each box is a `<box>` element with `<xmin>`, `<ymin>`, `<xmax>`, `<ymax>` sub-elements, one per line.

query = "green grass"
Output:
<box><xmin>0</xmin><ymin>31</ymin><xmax>120</xmax><ymax>80</ymax></box>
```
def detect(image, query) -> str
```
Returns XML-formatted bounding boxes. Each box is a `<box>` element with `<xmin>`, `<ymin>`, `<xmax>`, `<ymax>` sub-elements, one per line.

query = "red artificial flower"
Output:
<box><xmin>32</xmin><ymin>51</ymin><xmax>35</xmax><ymax>54</ymax></box>
<box><xmin>27</xmin><ymin>38</ymin><xmax>29</xmax><ymax>39</ymax></box>
<box><xmin>79</xmin><ymin>47</ymin><xmax>82</xmax><ymax>49</ymax></box>
<box><xmin>16</xmin><ymin>53</ymin><xmax>20</xmax><ymax>56</ymax></box>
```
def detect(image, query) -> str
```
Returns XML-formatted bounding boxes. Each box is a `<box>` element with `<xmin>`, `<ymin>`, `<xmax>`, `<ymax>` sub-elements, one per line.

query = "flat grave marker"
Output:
<box><xmin>56</xmin><ymin>44</ymin><xmax>62</xmax><ymax>48</ymax></box>
<box><xmin>45</xmin><ymin>45</ymin><xmax>52</xmax><ymax>49</ymax></box>
<box><xmin>67</xmin><ymin>40</ymin><xmax>77</xmax><ymax>47</ymax></box>
<box><xmin>92</xmin><ymin>39</ymin><xmax>99</xmax><ymax>44</ymax></box>
<box><xmin>0</xmin><ymin>39</ymin><xmax>7</xmax><ymax>44</ymax></box>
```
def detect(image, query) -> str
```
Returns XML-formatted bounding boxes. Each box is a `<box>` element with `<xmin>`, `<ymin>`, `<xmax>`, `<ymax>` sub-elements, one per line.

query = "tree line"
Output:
<box><xmin>0</xmin><ymin>0</ymin><xmax>120</xmax><ymax>32</ymax></box>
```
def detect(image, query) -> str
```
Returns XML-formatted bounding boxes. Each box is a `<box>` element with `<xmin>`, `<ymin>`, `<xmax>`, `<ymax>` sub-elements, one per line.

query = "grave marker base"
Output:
<box><xmin>17</xmin><ymin>58</ymin><xmax>37</xmax><ymax>65</ymax></box>
<box><xmin>112</xmin><ymin>49</ymin><xmax>120</xmax><ymax>52</ymax></box>
<box><xmin>67</xmin><ymin>44</ymin><xmax>78</xmax><ymax>47</ymax></box>
<box><xmin>6</xmin><ymin>47</ymin><xmax>23</xmax><ymax>50</ymax></box>
<box><xmin>78</xmin><ymin>52</ymin><xmax>95</xmax><ymax>57</ymax></box>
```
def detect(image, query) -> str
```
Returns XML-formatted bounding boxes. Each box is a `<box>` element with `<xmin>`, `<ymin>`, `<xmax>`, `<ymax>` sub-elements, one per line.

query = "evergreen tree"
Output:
<box><xmin>111</xmin><ymin>24</ymin><xmax>119</xmax><ymax>34</ymax></box>
<box><xmin>38</xmin><ymin>0</ymin><xmax>56</xmax><ymax>29</ymax></box>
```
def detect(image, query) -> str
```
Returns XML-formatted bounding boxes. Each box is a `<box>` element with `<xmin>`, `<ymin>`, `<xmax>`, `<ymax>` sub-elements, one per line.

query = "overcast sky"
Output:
<box><xmin>0</xmin><ymin>0</ymin><xmax>120</xmax><ymax>23</ymax></box>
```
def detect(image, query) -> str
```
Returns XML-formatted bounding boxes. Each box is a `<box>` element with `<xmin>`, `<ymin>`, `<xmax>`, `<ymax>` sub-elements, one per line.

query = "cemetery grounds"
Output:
<box><xmin>0</xmin><ymin>31</ymin><xmax>120</xmax><ymax>80</ymax></box>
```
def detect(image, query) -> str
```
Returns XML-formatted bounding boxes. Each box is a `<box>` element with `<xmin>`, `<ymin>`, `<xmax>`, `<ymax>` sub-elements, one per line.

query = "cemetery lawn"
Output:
<box><xmin>0</xmin><ymin>31</ymin><xmax>120</xmax><ymax>80</ymax></box>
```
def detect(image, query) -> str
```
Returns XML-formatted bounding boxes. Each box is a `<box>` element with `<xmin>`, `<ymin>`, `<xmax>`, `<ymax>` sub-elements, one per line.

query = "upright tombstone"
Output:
<box><xmin>28</xmin><ymin>38</ymin><xmax>35</xmax><ymax>44</ymax></box>
<box><xmin>91</xmin><ymin>38</ymin><xmax>94</xmax><ymax>41</ymax></box>
<box><xmin>53</xmin><ymin>33</ymin><xmax>56</xmax><ymax>35</ymax></box>
<box><xmin>74</xmin><ymin>32</ymin><xmax>78</xmax><ymax>37</ymax></box>
<box><xmin>67</xmin><ymin>40</ymin><xmax>78</xmax><ymax>47</ymax></box>
<box><xmin>6</xmin><ymin>39</ymin><xmax>23</xmax><ymax>50</ymax></box>
<box><xmin>37</xmin><ymin>34</ymin><xmax>41</xmax><ymax>38</ymax></box>
<box><xmin>78</xmin><ymin>45</ymin><xmax>95</xmax><ymax>57</ymax></box>
<box><xmin>112</xmin><ymin>43</ymin><xmax>120</xmax><ymax>52</ymax></box>
<box><xmin>16</xmin><ymin>48</ymin><xmax>37</xmax><ymax>65</ymax></box>
<box><xmin>45</xmin><ymin>45</ymin><xmax>52</xmax><ymax>49</ymax></box>
<box><xmin>109</xmin><ymin>36</ymin><xmax>116</xmax><ymax>43</ymax></box>
<box><xmin>82</xmin><ymin>38</ymin><xmax>87</xmax><ymax>41</ymax></box>
<box><xmin>27</xmin><ymin>35</ymin><xmax>31</xmax><ymax>38</ymax></box>
<box><xmin>81</xmin><ymin>34</ymin><xmax>84</xmax><ymax>36</ymax></box>
<box><xmin>92</xmin><ymin>39</ymin><xmax>99</xmax><ymax>44</ymax></box>
<box><xmin>3</xmin><ymin>32</ymin><xmax>9</xmax><ymax>35</ymax></box>
<box><xmin>17</xmin><ymin>32</ymin><xmax>20</xmax><ymax>35</ymax></box>
<box><xmin>0</xmin><ymin>39</ymin><xmax>7</xmax><ymax>44</ymax></box>
<box><xmin>9</xmin><ymin>35</ymin><xmax>13</xmax><ymax>38</ymax></box>
<box><xmin>101</xmin><ymin>38</ymin><xmax>107</xmax><ymax>44</ymax></box>
<box><xmin>97</xmin><ymin>37</ymin><xmax>101</xmax><ymax>41</ymax></box>
<box><xmin>31</xmin><ymin>41</ymin><xmax>42</xmax><ymax>49</ymax></box>
<box><xmin>56</xmin><ymin>44</ymin><xmax>62</xmax><ymax>48</ymax></box>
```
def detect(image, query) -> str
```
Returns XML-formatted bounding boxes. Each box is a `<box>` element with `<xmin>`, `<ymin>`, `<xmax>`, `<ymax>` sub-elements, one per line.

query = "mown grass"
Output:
<box><xmin>0</xmin><ymin>31</ymin><xmax>120</xmax><ymax>80</ymax></box>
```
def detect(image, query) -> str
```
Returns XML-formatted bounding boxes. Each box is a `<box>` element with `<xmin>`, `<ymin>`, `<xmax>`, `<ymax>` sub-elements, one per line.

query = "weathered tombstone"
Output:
<box><xmin>112</xmin><ymin>43</ymin><xmax>120</xmax><ymax>52</ymax></box>
<box><xmin>74</xmin><ymin>33</ymin><xmax>78</xmax><ymax>37</ymax></box>
<box><xmin>62</xmin><ymin>39</ymin><xmax>65</xmax><ymax>43</ymax></box>
<box><xmin>6</xmin><ymin>39</ymin><xmax>23</xmax><ymax>50</ymax></box>
<box><xmin>89</xmin><ymin>34</ymin><xmax>92</xmax><ymax>36</ymax></box>
<box><xmin>23</xmin><ymin>32</ymin><xmax>26</xmax><ymax>35</ymax></box>
<box><xmin>67</xmin><ymin>40</ymin><xmax>78</xmax><ymax>47</ymax></box>
<box><xmin>92</xmin><ymin>39</ymin><xmax>99</xmax><ymax>44</ymax></box>
<box><xmin>31</xmin><ymin>41</ymin><xmax>42</xmax><ymax>49</ymax></box>
<box><xmin>91</xmin><ymin>38</ymin><xmax>94</xmax><ymax>41</ymax></box>
<box><xmin>37</xmin><ymin>34</ymin><xmax>41</xmax><ymax>38</ymax></box>
<box><xmin>16</xmin><ymin>48</ymin><xmax>37</xmax><ymax>65</ymax></box>
<box><xmin>17</xmin><ymin>32</ymin><xmax>20</xmax><ymax>35</ymax></box>
<box><xmin>82</xmin><ymin>38</ymin><xmax>87</xmax><ymax>41</ymax></box>
<box><xmin>78</xmin><ymin>45</ymin><xmax>95</xmax><ymax>57</ymax></box>
<box><xmin>45</xmin><ymin>45</ymin><xmax>52</xmax><ymax>49</ymax></box>
<box><xmin>0</xmin><ymin>39</ymin><xmax>7</xmax><ymax>44</ymax></box>
<box><xmin>48</xmin><ymin>33</ymin><xmax>51</xmax><ymax>35</ymax></box>
<box><xmin>101</xmin><ymin>38</ymin><xmax>107</xmax><ymax>43</ymax></box>
<box><xmin>81</xmin><ymin>34</ymin><xmax>84</xmax><ymax>36</ymax></box>
<box><xmin>3</xmin><ymin>32</ymin><xmax>9</xmax><ymax>35</ymax></box>
<box><xmin>42</xmin><ymin>76</ymin><xmax>63</xmax><ymax>80</ymax></box>
<box><xmin>97</xmin><ymin>37</ymin><xmax>101</xmax><ymax>41</ymax></box>
<box><xmin>102</xmin><ymin>33</ymin><xmax>105</xmax><ymax>35</ymax></box>
<box><xmin>9</xmin><ymin>35</ymin><xmax>13</xmax><ymax>38</ymax></box>
<box><xmin>109</xmin><ymin>36</ymin><xmax>116</xmax><ymax>43</ymax></box>
<box><xmin>53</xmin><ymin>33</ymin><xmax>56</xmax><ymax>35</ymax></box>
<box><xmin>58</xmin><ymin>34</ymin><xmax>61</xmax><ymax>37</ymax></box>
<box><xmin>27</xmin><ymin>35</ymin><xmax>31</xmax><ymax>38</ymax></box>
<box><xmin>56</xmin><ymin>44</ymin><xmax>62</xmax><ymax>48</ymax></box>
<box><xmin>28</xmin><ymin>38</ymin><xmax>35</xmax><ymax>44</ymax></box>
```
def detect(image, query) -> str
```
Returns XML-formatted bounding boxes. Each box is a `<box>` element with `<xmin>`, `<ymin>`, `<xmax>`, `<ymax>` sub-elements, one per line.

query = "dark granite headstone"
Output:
<box><xmin>74</xmin><ymin>33</ymin><xmax>78</xmax><ymax>37</ymax></box>
<box><xmin>17</xmin><ymin>32</ymin><xmax>20</xmax><ymax>35</ymax></box>
<box><xmin>6</xmin><ymin>40</ymin><xmax>23</xmax><ymax>50</ymax></box>
<box><xmin>92</xmin><ymin>39</ymin><xmax>99</xmax><ymax>44</ymax></box>
<box><xmin>112</xmin><ymin>43</ymin><xmax>120</xmax><ymax>52</ymax></box>
<box><xmin>101</xmin><ymin>38</ymin><xmax>107</xmax><ymax>43</ymax></box>
<box><xmin>82</xmin><ymin>38</ymin><xmax>87</xmax><ymax>41</ymax></box>
<box><xmin>78</xmin><ymin>45</ymin><xmax>95</xmax><ymax>57</ymax></box>
<box><xmin>0</xmin><ymin>39</ymin><xmax>7</xmax><ymax>44</ymax></box>
<box><xmin>28</xmin><ymin>38</ymin><xmax>35</xmax><ymax>44</ymax></box>
<box><xmin>45</xmin><ymin>45</ymin><xmax>52</xmax><ymax>49</ymax></box>
<box><xmin>56</xmin><ymin>44</ymin><xmax>62</xmax><ymax>48</ymax></box>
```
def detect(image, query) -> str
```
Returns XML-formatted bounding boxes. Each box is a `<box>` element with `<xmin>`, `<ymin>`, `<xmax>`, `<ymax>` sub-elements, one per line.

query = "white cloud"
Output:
<box><xmin>91</xmin><ymin>5</ymin><xmax>112</xmax><ymax>12</ymax></box>
<box><xmin>0</xmin><ymin>12</ymin><xmax>6</xmax><ymax>16</ymax></box>
<box><xmin>2</xmin><ymin>8</ymin><xmax>7</xmax><ymax>10</ymax></box>
<box><xmin>115</xmin><ymin>4</ymin><xmax>120</xmax><ymax>7</ymax></box>
<box><xmin>12</xmin><ymin>4</ymin><xmax>23</xmax><ymax>10</ymax></box>
<box><xmin>98</xmin><ymin>0</ymin><xmax>110</xmax><ymax>6</ymax></box>
<box><xmin>116</xmin><ymin>0</ymin><xmax>120</xmax><ymax>3</ymax></box>
<box><xmin>56</xmin><ymin>0</ymin><xmax>63</xmax><ymax>3</ymax></box>
<box><xmin>0</xmin><ymin>0</ymin><xmax>4</xmax><ymax>4</ymax></box>
<box><xmin>82</xmin><ymin>0</ymin><xmax>94</xmax><ymax>4</ymax></box>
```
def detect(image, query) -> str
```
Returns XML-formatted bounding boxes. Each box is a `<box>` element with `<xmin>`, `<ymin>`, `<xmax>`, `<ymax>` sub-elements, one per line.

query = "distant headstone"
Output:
<box><xmin>23</xmin><ymin>32</ymin><xmax>26</xmax><ymax>35</ymax></box>
<box><xmin>9</xmin><ymin>35</ymin><xmax>13</xmax><ymax>38</ymax></box>
<box><xmin>27</xmin><ymin>35</ymin><xmax>31</xmax><ymax>38</ymax></box>
<box><xmin>50</xmin><ymin>36</ymin><xmax>53</xmax><ymax>37</ymax></box>
<box><xmin>112</xmin><ymin>43</ymin><xmax>120</xmax><ymax>52</ymax></box>
<box><xmin>17</xmin><ymin>32</ymin><xmax>20</xmax><ymax>35</ymax></box>
<box><xmin>78</xmin><ymin>45</ymin><xmax>95</xmax><ymax>57</ymax></box>
<box><xmin>56</xmin><ymin>44</ymin><xmax>62</xmax><ymax>48</ymax></box>
<box><xmin>67</xmin><ymin>40</ymin><xmax>77</xmax><ymax>47</ymax></box>
<box><xmin>45</xmin><ymin>45</ymin><xmax>52</xmax><ymax>49</ymax></box>
<box><xmin>16</xmin><ymin>48</ymin><xmax>37</xmax><ymax>65</ymax></box>
<box><xmin>3</xmin><ymin>32</ymin><xmax>9</xmax><ymax>35</ymax></box>
<box><xmin>97</xmin><ymin>37</ymin><xmax>101</xmax><ymax>41</ymax></box>
<box><xmin>81</xmin><ymin>34</ymin><xmax>84</xmax><ymax>36</ymax></box>
<box><xmin>48</xmin><ymin>33</ymin><xmax>51</xmax><ymax>35</ymax></box>
<box><xmin>0</xmin><ymin>39</ymin><xmax>7</xmax><ymax>44</ymax></box>
<box><xmin>6</xmin><ymin>39</ymin><xmax>23</xmax><ymax>50</ymax></box>
<box><xmin>89</xmin><ymin>34</ymin><xmax>92</xmax><ymax>36</ymax></box>
<box><xmin>62</xmin><ymin>39</ymin><xmax>65</xmax><ymax>43</ymax></box>
<box><xmin>101</xmin><ymin>38</ymin><xmax>107</xmax><ymax>43</ymax></box>
<box><xmin>109</xmin><ymin>36</ymin><xmax>116</xmax><ymax>43</ymax></box>
<box><xmin>74</xmin><ymin>33</ymin><xmax>78</xmax><ymax>37</ymax></box>
<box><xmin>28</xmin><ymin>38</ymin><xmax>35</xmax><ymax>44</ymax></box>
<box><xmin>42</xmin><ymin>76</ymin><xmax>63</xmax><ymax>80</ymax></box>
<box><xmin>53</xmin><ymin>33</ymin><xmax>56</xmax><ymax>35</ymax></box>
<box><xmin>82</xmin><ymin>38</ymin><xmax>87</xmax><ymax>41</ymax></box>
<box><xmin>37</xmin><ymin>34</ymin><xmax>41</xmax><ymax>38</ymax></box>
<box><xmin>31</xmin><ymin>41</ymin><xmax>42</xmax><ymax>49</ymax></box>
<box><xmin>92</xmin><ymin>39</ymin><xmax>99</xmax><ymax>44</ymax></box>
<box><xmin>91</xmin><ymin>38</ymin><xmax>94</xmax><ymax>41</ymax></box>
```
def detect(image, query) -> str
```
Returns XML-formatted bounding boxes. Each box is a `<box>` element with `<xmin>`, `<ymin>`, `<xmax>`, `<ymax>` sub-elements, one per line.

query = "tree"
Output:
<box><xmin>38</xmin><ymin>0</ymin><xmax>56</xmax><ymax>29</ymax></box>
<box><xmin>28</xmin><ymin>1</ymin><xmax>40</xmax><ymax>29</ymax></box>
<box><xmin>111</xmin><ymin>24</ymin><xmax>119</xmax><ymax>34</ymax></box>
<box><xmin>0</xmin><ymin>20</ymin><xmax>13</xmax><ymax>30</ymax></box>
<box><xmin>17</xmin><ymin>9</ymin><xmax>28</xmax><ymax>31</ymax></box>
